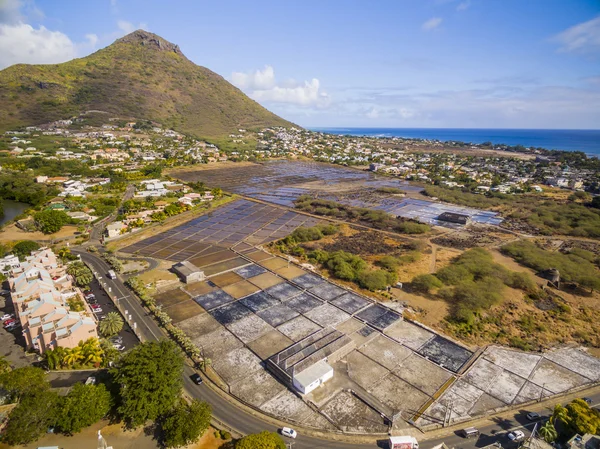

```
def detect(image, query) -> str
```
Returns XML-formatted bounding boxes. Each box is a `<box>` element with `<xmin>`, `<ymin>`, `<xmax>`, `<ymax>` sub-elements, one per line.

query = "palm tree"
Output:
<box><xmin>99</xmin><ymin>312</ymin><xmax>124</xmax><ymax>337</ymax></box>
<box><xmin>43</xmin><ymin>349</ymin><xmax>60</xmax><ymax>370</ymax></box>
<box><xmin>81</xmin><ymin>338</ymin><xmax>104</xmax><ymax>366</ymax></box>
<box><xmin>539</xmin><ymin>421</ymin><xmax>558</xmax><ymax>443</ymax></box>
<box><xmin>62</xmin><ymin>346</ymin><xmax>82</xmax><ymax>367</ymax></box>
<box><xmin>198</xmin><ymin>357</ymin><xmax>212</xmax><ymax>371</ymax></box>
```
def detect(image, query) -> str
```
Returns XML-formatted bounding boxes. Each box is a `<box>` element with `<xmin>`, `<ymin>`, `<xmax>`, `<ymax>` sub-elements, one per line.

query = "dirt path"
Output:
<box><xmin>429</xmin><ymin>244</ymin><xmax>438</xmax><ymax>273</ymax></box>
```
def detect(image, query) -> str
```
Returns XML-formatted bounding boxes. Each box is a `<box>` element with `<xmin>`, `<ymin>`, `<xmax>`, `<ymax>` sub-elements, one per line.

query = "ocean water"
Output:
<box><xmin>310</xmin><ymin>127</ymin><xmax>600</xmax><ymax>156</ymax></box>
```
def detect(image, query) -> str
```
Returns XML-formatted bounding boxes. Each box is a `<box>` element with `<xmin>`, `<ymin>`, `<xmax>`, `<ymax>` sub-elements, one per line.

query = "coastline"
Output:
<box><xmin>309</xmin><ymin>127</ymin><xmax>600</xmax><ymax>156</ymax></box>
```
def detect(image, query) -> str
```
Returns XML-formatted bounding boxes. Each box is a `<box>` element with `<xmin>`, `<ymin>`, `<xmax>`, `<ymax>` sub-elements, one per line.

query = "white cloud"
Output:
<box><xmin>231</xmin><ymin>66</ymin><xmax>329</xmax><ymax>108</ymax></box>
<box><xmin>0</xmin><ymin>22</ymin><xmax>78</xmax><ymax>68</ymax></box>
<box><xmin>554</xmin><ymin>16</ymin><xmax>600</xmax><ymax>54</ymax></box>
<box><xmin>422</xmin><ymin>17</ymin><xmax>442</xmax><ymax>31</ymax></box>
<box><xmin>456</xmin><ymin>1</ymin><xmax>470</xmax><ymax>11</ymax></box>
<box><xmin>231</xmin><ymin>65</ymin><xmax>275</xmax><ymax>90</ymax></box>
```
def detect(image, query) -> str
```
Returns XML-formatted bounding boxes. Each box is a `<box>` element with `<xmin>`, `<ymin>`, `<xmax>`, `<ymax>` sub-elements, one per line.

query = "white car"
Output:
<box><xmin>92</xmin><ymin>307</ymin><xmax>103</xmax><ymax>313</ymax></box>
<box><xmin>1</xmin><ymin>313</ymin><xmax>14</xmax><ymax>321</ymax></box>
<box><xmin>281</xmin><ymin>427</ymin><xmax>297</xmax><ymax>439</ymax></box>
<box><xmin>508</xmin><ymin>430</ymin><xmax>525</xmax><ymax>442</ymax></box>
<box><xmin>113</xmin><ymin>344</ymin><xmax>125</xmax><ymax>351</ymax></box>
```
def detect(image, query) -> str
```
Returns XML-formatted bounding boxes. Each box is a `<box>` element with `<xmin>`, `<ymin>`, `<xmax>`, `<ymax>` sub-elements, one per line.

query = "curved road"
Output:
<box><xmin>74</xmin><ymin>250</ymin><xmax>600</xmax><ymax>449</ymax></box>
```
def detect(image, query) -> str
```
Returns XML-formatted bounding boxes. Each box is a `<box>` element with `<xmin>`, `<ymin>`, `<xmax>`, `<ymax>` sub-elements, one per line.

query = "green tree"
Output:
<box><xmin>12</xmin><ymin>240</ymin><xmax>40</xmax><ymax>260</ymax></box>
<box><xmin>552</xmin><ymin>404</ymin><xmax>570</xmax><ymax>427</ymax></box>
<box><xmin>56</xmin><ymin>383</ymin><xmax>112</xmax><ymax>434</ymax></box>
<box><xmin>235</xmin><ymin>431</ymin><xmax>286</xmax><ymax>449</ymax></box>
<box><xmin>0</xmin><ymin>366</ymin><xmax>48</xmax><ymax>400</ymax></box>
<box><xmin>565</xmin><ymin>398</ymin><xmax>600</xmax><ymax>435</ymax></box>
<box><xmin>411</xmin><ymin>274</ymin><xmax>443</xmax><ymax>293</ymax></box>
<box><xmin>34</xmin><ymin>209</ymin><xmax>70</xmax><ymax>234</ymax></box>
<box><xmin>99</xmin><ymin>312</ymin><xmax>124</xmax><ymax>337</ymax></box>
<box><xmin>66</xmin><ymin>261</ymin><xmax>93</xmax><ymax>287</ymax></box>
<box><xmin>111</xmin><ymin>340</ymin><xmax>184</xmax><ymax>427</ymax></box>
<box><xmin>43</xmin><ymin>346</ymin><xmax>67</xmax><ymax>370</ymax></box>
<box><xmin>162</xmin><ymin>400</ymin><xmax>212</xmax><ymax>448</ymax></box>
<box><xmin>1</xmin><ymin>389</ymin><xmax>60</xmax><ymax>445</ymax></box>
<box><xmin>358</xmin><ymin>270</ymin><xmax>392</xmax><ymax>291</ymax></box>
<box><xmin>211</xmin><ymin>187</ymin><xmax>223</xmax><ymax>198</ymax></box>
<box><xmin>80</xmin><ymin>338</ymin><xmax>104</xmax><ymax>366</ymax></box>
<box><xmin>539</xmin><ymin>421</ymin><xmax>558</xmax><ymax>443</ymax></box>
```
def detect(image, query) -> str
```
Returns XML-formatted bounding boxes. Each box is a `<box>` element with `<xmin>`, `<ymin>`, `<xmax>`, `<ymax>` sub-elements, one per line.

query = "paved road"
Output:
<box><xmin>89</xmin><ymin>184</ymin><xmax>135</xmax><ymax>242</ymax></box>
<box><xmin>73</xmin><ymin>250</ymin><xmax>600</xmax><ymax>449</ymax></box>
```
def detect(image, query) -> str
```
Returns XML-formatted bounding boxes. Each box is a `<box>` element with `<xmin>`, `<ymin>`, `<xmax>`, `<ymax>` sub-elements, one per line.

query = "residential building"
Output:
<box><xmin>105</xmin><ymin>221</ymin><xmax>126</xmax><ymax>238</ymax></box>
<box><xmin>8</xmin><ymin>248</ymin><xmax>98</xmax><ymax>353</ymax></box>
<box><xmin>0</xmin><ymin>255</ymin><xmax>20</xmax><ymax>274</ymax></box>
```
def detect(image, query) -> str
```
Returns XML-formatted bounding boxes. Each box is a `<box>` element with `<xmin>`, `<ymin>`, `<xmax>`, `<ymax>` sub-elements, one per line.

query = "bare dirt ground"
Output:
<box><xmin>8</xmin><ymin>421</ymin><xmax>228</xmax><ymax>449</ymax></box>
<box><xmin>0</xmin><ymin>223</ymin><xmax>78</xmax><ymax>243</ymax></box>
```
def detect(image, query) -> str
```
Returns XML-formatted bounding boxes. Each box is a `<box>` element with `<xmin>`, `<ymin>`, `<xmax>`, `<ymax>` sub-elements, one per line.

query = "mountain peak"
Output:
<box><xmin>116</xmin><ymin>29</ymin><xmax>183</xmax><ymax>56</ymax></box>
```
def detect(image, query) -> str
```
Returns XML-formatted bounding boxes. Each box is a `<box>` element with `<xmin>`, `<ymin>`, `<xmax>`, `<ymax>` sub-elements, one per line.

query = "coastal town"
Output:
<box><xmin>0</xmin><ymin>3</ymin><xmax>599</xmax><ymax>448</ymax></box>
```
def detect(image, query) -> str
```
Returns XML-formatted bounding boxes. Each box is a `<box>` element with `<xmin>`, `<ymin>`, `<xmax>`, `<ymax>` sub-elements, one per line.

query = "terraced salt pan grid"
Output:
<box><xmin>173</xmin><ymin>160</ymin><xmax>501</xmax><ymax>226</ymax></box>
<box><xmin>159</xmin><ymin>249</ymin><xmax>477</xmax><ymax>431</ymax></box>
<box><xmin>120</xmin><ymin>199</ymin><xmax>322</xmax><ymax>262</ymax></box>
<box><xmin>417</xmin><ymin>345</ymin><xmax>600</xmax><ymax>427</ymax></box>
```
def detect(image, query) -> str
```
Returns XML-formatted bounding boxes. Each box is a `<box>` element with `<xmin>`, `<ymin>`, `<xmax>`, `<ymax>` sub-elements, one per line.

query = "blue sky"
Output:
<box><xmin>1</xmin><ymin>0</ymin><xmax>599</xmax><ymax>129</ymax></box>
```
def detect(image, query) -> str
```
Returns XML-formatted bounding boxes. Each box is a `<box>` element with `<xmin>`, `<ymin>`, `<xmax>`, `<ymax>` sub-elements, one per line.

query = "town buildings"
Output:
<box><xmin>8</xmin><ymin>248</ymin><xmax>98</xmax><ymax>354</ymax></box>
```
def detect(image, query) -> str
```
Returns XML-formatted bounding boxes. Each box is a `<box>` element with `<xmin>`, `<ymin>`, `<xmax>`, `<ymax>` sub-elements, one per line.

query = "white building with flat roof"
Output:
<box><xmin>292</xmin><ymin>360</ymin><xmax>334</xmax><ymax>394</ymax></box>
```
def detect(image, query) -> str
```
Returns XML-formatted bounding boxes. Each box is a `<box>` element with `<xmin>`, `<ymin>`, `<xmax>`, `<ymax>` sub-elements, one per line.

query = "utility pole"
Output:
<box><xmin>539</xmin><ymin>383</ymin><xmax>546</xmax><ymax>402</ymax></box>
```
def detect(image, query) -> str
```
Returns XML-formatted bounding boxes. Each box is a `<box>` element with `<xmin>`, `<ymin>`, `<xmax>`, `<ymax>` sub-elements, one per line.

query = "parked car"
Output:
<box><xmin>526</xmin><ymin>412</ymin><xmax>541</xmax><ymax>421</ymax></box>
<box><xmin>92</xmin><ymin>307</ymin><xmax>103</xmax><ymax>314</ymax></box>
<box><xmin>5</xmin><ymin>322</ymin><xmax>20</xmax><ymax>331</ymax></box>
<box><xmin>459</xmin><ymin>427</ymin><xmax>480</xmax><ymax>439</ymax></box>
<box><xmin>90</xmin><ymin>304</ymin><xmax>101</xmax><ymax>310</ymax></box>
<box><xmin>281</xmin><ymin>427</ymin><xmax>297</xmax><ymax>439</ymax></box>
<box><xmin>113</xmin><ymin>344</ymin><xmax>125</xmax><ymax>351</ymax></box>
<box><xmin>84</xmin><ymin>293</ymin><xmax>95</xmax><ymax>300</ymax></box>
<box><xmin>190</xmin><ymin>373</ymin><xmax>203</xmax><ymax>385</ymax></box>
<box><xmin>3</xmin><ymin>319</ymin><xmax>16</xmax><ymax>328</ymax></box>
<box><xmin>110</xmin><ymin>336</ymin><xmax>123</xmax><ymax>345</ymax></box>
<box><xmin>582</xmin><ymin>397</ymin><xmax>592</xmax><ymax>404</ymax></box>
<box><xmin>1</xmin><ymin>313</ymin><xmax>14</xmax><ymax>321</ymax></box>
<box><xmin>85</xmin><ymin>376</ymin><xmax>96</xmax><ymax>385</ymax></box>
<box><xmin>508</xmin><ymin>430</ymin><xmax>525</xmax><ymax>442</ymax></box>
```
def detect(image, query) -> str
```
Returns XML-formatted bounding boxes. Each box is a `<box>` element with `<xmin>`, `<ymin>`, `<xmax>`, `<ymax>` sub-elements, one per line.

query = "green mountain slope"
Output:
<box><xmin>0</xmin><ymin>30</ymin><xmax>295</xmax><ymax>138</ymax></box>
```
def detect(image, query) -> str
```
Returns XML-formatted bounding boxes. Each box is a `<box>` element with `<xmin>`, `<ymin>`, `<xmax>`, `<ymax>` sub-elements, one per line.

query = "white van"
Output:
<box><xmin>107</xmin><ymin>270</ymin><xmax>117</xmax><ymax>279</ymax></box>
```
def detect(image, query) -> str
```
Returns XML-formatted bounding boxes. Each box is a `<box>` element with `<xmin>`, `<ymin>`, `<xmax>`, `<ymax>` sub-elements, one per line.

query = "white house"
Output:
<box><xmin>292</xmin><ymin>360</ymin><xmax>334</xmax><ymax>395</ymax></box>
<box><xmin>0</xmin><ymin>255</ymin><xmax>20</xmax><ymax>274</ymax></box>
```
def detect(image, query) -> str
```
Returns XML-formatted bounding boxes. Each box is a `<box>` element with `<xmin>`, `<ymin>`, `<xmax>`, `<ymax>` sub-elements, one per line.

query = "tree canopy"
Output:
<box><xmin>34</xmin><ymin>209</ymin><xmax>70</xmax><ymax>234</ymax></box>
<box><xmin>0</xmin><ymin>366</ymin><xmax>48</xmax><ymax>400</ymax></box>
<box><xmin>56</xmin><ymin>383</ymin><xmax>112</xmax><ymax>434</ymax></box>
<box><xmin>111</xmin><ymin>339</ymin><xmax>184</xmax><ymax>427</ymax></box>
<box><xmin>66</xmin><ymin>261</ymin><xmax>93</xmax><ymax>287</ymax></box>
<box><xmin>162</xmin><ymin>400</ymin><xmax>212</xmax><ymax>448</ymax></box>
<box><xmin>12</xmin><ymin>240</ymin><xmax>40</xmax><ymax>260</ymax></box>
<box><xmin>1</xmin><ymin>389</ymin><xmax>60</xmax><ymax>445</ymax></box>
<box><xmin>235</xmin><ymin>431</ymin><xmax>286</xmax><ymax>449</ymax></box>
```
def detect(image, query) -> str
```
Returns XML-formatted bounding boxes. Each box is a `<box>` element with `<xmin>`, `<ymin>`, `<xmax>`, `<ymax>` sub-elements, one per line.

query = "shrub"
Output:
<box><xmin>411</xmin><ymin>274</ymin><xmax>443</xmax><ymax>293</ymax></box>
<box><xmin>376</xmin><ymin>255</ymin><xmax>400</xmax><ymax>271</ymax></box>
<box><xmin>357</xmin><ymin>270</ymin><xmax>391</xmax><ymax>291</ymax></box>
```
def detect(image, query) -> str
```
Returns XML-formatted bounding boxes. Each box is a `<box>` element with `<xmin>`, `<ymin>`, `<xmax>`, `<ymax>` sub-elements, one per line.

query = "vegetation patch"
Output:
<box><xmin>295</xmin><ymin>195</ymin><xmax>431</xmax><ymax>234</ymax></box>
<box><xmin>501</xmin><ymin>240</ymin><xmax>600</xmax><ymax>291</ymax></box>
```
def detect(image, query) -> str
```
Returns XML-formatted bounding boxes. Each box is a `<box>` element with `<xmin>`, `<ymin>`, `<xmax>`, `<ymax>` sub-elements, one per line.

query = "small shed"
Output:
<box><xmin>292</xmin><ymin>360</ymin><xmax>333</xmax><ymax>395</ymax></box>
<box><xmin>172</xmin><ymin>261</ymin><xmax>205</xmax><ymax>284</ymax></box>
<box><xmin>438</xmin><ymin>212</ymin><xmax>472</xmax><ymax>225</ymax></box>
